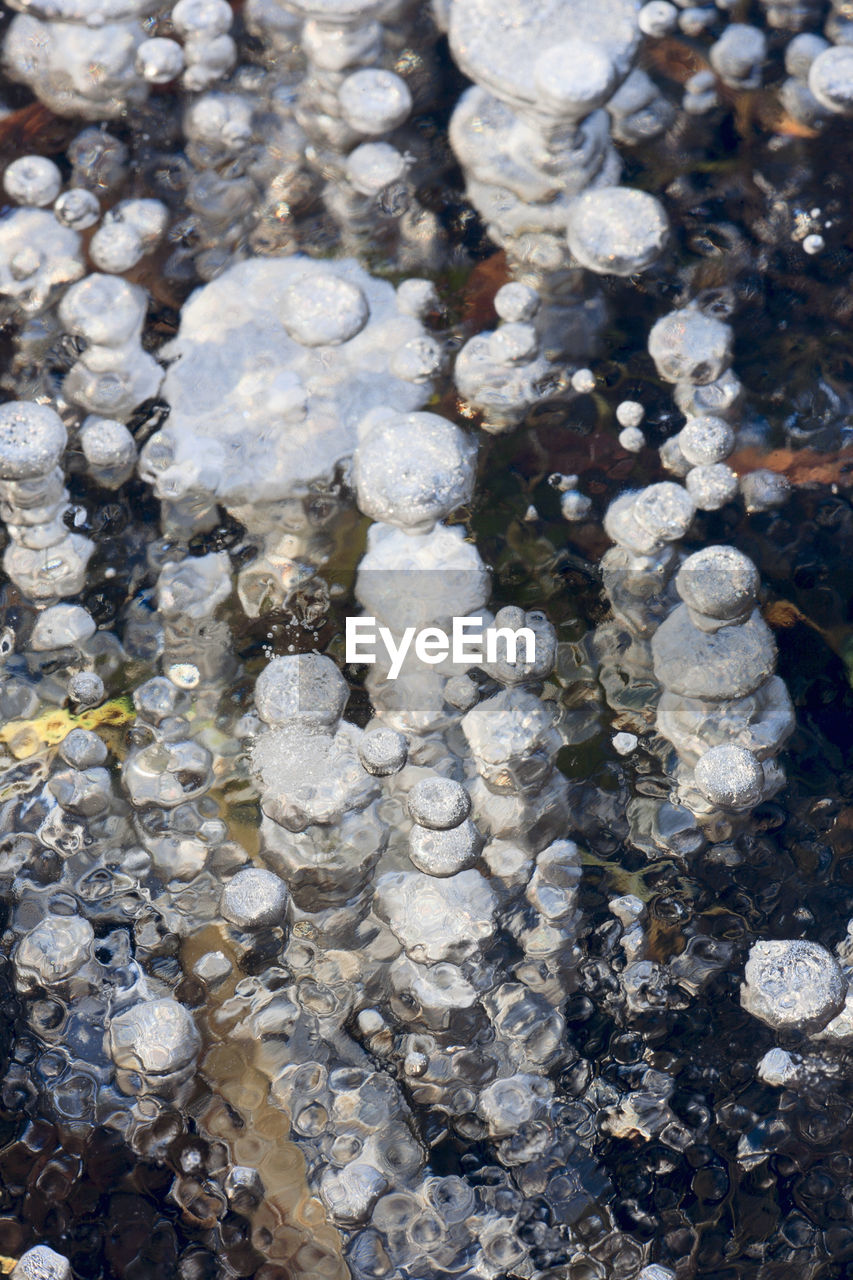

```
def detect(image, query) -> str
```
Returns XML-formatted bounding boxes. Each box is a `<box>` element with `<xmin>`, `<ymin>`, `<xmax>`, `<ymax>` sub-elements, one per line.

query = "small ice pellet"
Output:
<box><xmin>444</xmin><ymin>674</ymin><xmax>479</xmax><ymax>711</ymax></box>
<box><xmin>803</xmin><ymin>233</ymin><xmax>825</xmax><ymax>255</ymax></box>
<box><xmin>67</xmin><ymin>670</ymin><xmax>105</xmax><ymax>706</ymax></box>
<box><xmin>4</xmin><ymin>155</ymin><xmax>62</xmax><ymax>207</ymax></box>
<box><xmin>338</xmin><ymin>69</ymin><xmax>413</xmax><ymax>135</ymax></box>
<box><xmin>679</xmin><ymin>6</ymin><xmax>716</xmax><ymax>35</ymax></box>
<box><xmin>489</xmin><ymin>322</ymin><xmax>538</xmax><ymax>364</ymax></box>
<box><xmin>88</xmin><ymin>221</ymin><xmax>145</xmax><ymax>274</ymax></box>
<box><xmin>616</xmin><ymin>400</ymin><xmax>645</xmax><ymax>428</ymax></box>
<box><xmin>619</xmin><ymin>425</ymin><xmax>646</xmax><ymax>452</ymax></box>
<box><xmin>613</xmin><ymin>732</ymin><xmax>639</xmax><ymax>755</ymax></box>
<box><xmin>638</xmin><ymin>0</ymin><xmax>678</xmax><ymax>35</ymax></box>
<box><xmin>408</xmin><ymin>776</ymin><xmax>471</xmax><ymax>830</ymax></box>
<box><xmin>396</xmin><ymin>278</ymin><xmax>438</xmax><ymax>318</ymax></box>
<box><xmin>136</xmin><ymin>37</ymin><xmax>186</xmax><ymax>84</ymax></box>
<box><xmin>571</xmin><ymin>368</ymin><xmax>596</xmax><ymax>394</ymax></box>
<box><xmin>359</xmin><ymin>726</ymin><xmax>408</xmax><ymax>776</ymax></box>
<box><xmin>561</xmin><ymin>490</ymin><xmax>593</xmax><ymax>521</ymax></box>
<box><xmin>54</xmin><ymin>187</ymin><xmax>100</xmax><ymax>230</ymax></box>
<box><xmin>494</xmin><ymin>282</ymin><xmax>540</xmax><ymax>323</ymax></box>
<box><xmin>172</xmin><ymin>0</ymin><xmax>233</xmax><ymax>35</ymax></box>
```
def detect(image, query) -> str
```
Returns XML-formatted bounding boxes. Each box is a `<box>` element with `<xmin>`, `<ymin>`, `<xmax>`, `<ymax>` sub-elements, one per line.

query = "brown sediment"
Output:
<box><xmin>729</xmin><ymin>443</ymin><xmax>853</xmax><ymax>488</ymax></box>
<box><xmin>182</xmin><ymin>891</ymin><xmax>349</xmax><ymax>1278</ymax></box>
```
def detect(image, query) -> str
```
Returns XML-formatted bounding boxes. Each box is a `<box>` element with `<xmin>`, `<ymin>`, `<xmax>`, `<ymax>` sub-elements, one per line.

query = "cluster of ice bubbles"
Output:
<box><xmin>0</xmin><ymin>0</ymin><xmax>852</xmax><ymax>1270</ymax></box>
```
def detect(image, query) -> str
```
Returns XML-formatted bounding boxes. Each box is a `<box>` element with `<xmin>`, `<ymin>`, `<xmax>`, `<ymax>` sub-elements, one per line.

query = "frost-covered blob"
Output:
<box><xmin>140</xmin><ymin>257</ymin><xmax>441</xmax><ymax>515</ymax></box>
<box><xmin>741</xmin><ymin>940</ymin><xmax>846</xmax><ymax>1033</ymax></box>
<box><xmin>0</xmin><ymin>210</ymin><xmax>84</xmax><ymax>314</ymax></box>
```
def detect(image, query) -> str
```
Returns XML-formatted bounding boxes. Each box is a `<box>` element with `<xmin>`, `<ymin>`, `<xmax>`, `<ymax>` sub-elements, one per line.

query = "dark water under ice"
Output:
<box><xmin>1</xmin><ymin>23</ymin><xmax>853</xmax><ymax>1280</ymax></box>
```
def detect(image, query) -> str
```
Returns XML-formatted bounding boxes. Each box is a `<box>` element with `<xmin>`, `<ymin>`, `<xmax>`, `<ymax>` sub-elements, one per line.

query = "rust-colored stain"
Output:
<box><xmin>0</xmin><ymin>102</ymin><xmax>70</xmax><ymax>161</ymax></box>
<box><xmin>643</xmin><ymin>38</ymin><xmax>709</xmax><ymax>86</ymax></box>
<box><xmin>829</xmin><ymin>807</ymin><xmax>853</xmax><ymax>859</ymax></box>
<box><xmin>729</xmin><ymin>444</ymin><xmax>853</xmax><ymax>488</ymax></box>
<box><xmin>460</xmin><ymin>250</ymin><xmax>509</xmax><ymax>328</ymax></box>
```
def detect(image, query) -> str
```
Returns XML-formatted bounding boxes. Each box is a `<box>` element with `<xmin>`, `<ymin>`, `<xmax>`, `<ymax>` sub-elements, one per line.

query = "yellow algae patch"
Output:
<box><xmin>0</xmin><ymin>696</ymin><xmax>134</xmax><ymax>760</ymax></box>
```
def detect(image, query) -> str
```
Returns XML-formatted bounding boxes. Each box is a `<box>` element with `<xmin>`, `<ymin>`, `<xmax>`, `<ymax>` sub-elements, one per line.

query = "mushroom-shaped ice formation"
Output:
<box><xmin>221</xmin><ymin>867</ymin><xmax>291</xmax><ymax>929</ymax></box>
<box><xmin>10</xmin><ymin>1246</ymin><xmax>73</xmax><ymax>1280</ymax></box>
<box><xmin>651</xmin><ymin>604</ymin><xmax>776</xmax><ymax>700</ymax></box>
<box><xmin>59</xmin><ymin>273</ymin><xmax>163</xmax><ymax>419</ymax></box>
<box><xmin>14</xmin><ymin>914</ymin><xmax>95</xmax><ymax>993</ymax></box>
<box><xmin>338</xmin><ymin>68</ymin><xmax>413</xmax><ymax>134</ymax></box>
<box><xmin>140</xmin><ymin>257</ymin><xmax>442</xmax><ymax>519</ymax></box>
<box><xmin>809</xmin><ymin>45</ymin><xmax>853</xmax><ymax>115</ymax></box>
<box><xmin>693</xmin><ymin>744</ymin><xmax>766</xmax><ymax>811</ymax></box>
<box><xmin>408</xmin><ymin>777</ymin><xmax>472</xmax><ymax>829</ymax></box>
<box><xmin>353</xmin><ymin>408</ymin><xmax>476</xmax><ymax>531</ymax></box>
<box><xmin>255</xmin><ymin>653</ymin><xmax>349</xmax><ymax>729</ymax></box>
<box><xmin>358</xmin><ymin>726</ymin><xmax>408</xmax><ymax>775</ymax></box>
<box><xmin>0</xmin><ymin>401</ymin><xmax>95</xmax><ymax>602</ymax></box>
<box><xmin>3</xmin><ymin>155</ymin><xmax>62</xmax><ymax>207</ymax></box>
<box><xmin>3</xmin><ymin>0</ymin><xmax>154</xmax><ymax>119</ymax></box>
<box><xmin>651</xmin><ymin>545</ymin><xmax>794</xmax><ymax>814</ymax></box>
<box><xmin>30</xmin><ymin>604</ymin><xmax>96</xmax><ymax>651</ymax></box>
<box><xmin>566</xmin><ymin>186</ymin><xmax>669</xmax><ymax>275</ymax></box>
<box><xmin>374</xmin><ymin>869</ymin><xmax>498</xmax><ymax>963</ymax></box>
<box><xmin>741</xmin><ymin>940</ymin><xmax>847</xmax><ymax>1033</ymax></box>
<box><xmin>54</xmin><ymin>187</ymin><xmax>100</xmax><ymax>230</ymax></box>
<box><xmin>709</xmin><ymin>23</ymin><xmax>767</xmax><ymax>89</ymax></box>
<box><xmin>80</xmin><ymin>416</ymin><xmax>138</xmax><ymax>489</ymax></box>
<box><xmin>648</xmin><ymin>307</ymin><xmax>734</xmax><ymax>386</ymax></box>
<box><xmin>449</xmin><ymin>0</ymin><xmax>640</xmax><ymax>108</ymax></box>
<box><xmin>108</xmin><ymin>997</ymin><xmax>202</xmax><ymax>1093</ymax></box>
<box><xmin>676</xmin><ymin>415</ymin><xmax>736</xmax><ymax>467</ymax></box>
<box><xmin>0</xmin><ymin>210</ymin><xmax>85</xmax><ymax>314</ymax></box>
<box><xmin>674</xmin><ymin>545</ymin><xmax>759</xmax><ymax>629</ymax></box>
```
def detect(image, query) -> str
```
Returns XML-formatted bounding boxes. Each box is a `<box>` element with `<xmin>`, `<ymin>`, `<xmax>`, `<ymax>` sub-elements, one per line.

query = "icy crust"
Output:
<box><xmin>0</xmin><ymin>209</ymin><xmax>84</xmax><ymax>315</ymax></box>
<box><xmin>142</xmin><ymin>256</ymin><xmax>438</xmax><ymax>508</ymax></box>
<box><xmin>449</xmin><ymin>0</ymin><xmax>641</xmax><ymax>109</ymax></box>
<box><xmin>3</xmin><ymin>14</ymin><xmax>150</xmax><ymax>119</ymax></box>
